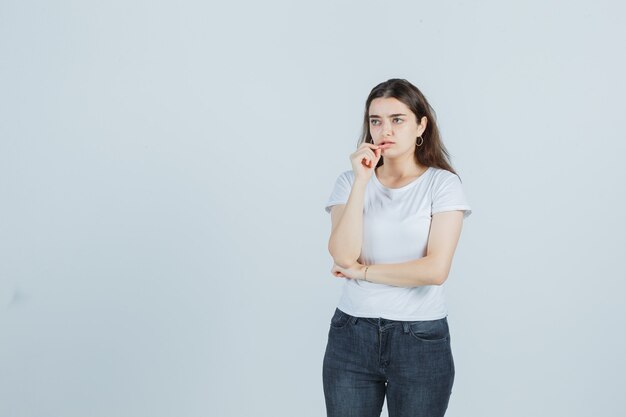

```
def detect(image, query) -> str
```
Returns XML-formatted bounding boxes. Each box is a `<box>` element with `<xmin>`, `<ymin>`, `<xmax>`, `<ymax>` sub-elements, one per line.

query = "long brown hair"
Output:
<box><xmin>357</xmin><ymin>78</ymin><xmax>461</xmax><ymax>179</ymax></box>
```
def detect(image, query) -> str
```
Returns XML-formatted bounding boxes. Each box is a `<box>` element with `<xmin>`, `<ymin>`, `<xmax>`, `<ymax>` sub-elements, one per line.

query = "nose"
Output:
<box><xmin>382</xmin><ymin>120</ymin><xmax>393</xmax><ymax>136</ymax></box>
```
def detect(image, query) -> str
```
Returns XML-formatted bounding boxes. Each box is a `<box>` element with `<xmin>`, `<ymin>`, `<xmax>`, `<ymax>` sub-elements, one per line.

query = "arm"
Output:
<box><xmin>363</xmin><ymin>210</ymin><xmax>465</xmax><ymax>287</ymax></box>
<box><xmin>327</xmin><ymin>177</ymin><xmax>368</xmax><ymax>268</ymax></box>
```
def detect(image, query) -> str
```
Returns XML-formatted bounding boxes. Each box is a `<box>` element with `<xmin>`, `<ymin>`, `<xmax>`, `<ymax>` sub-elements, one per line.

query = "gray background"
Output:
<box><xmin>1</xmin><ymin>1</ymin><xmax>624</xmax><ymax>416</ymax></box>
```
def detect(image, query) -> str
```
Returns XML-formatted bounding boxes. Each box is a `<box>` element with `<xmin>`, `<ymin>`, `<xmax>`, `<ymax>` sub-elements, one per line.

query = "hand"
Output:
<box><xmin>331</xmin><ymin>261</ymin><xmax>367</xmax><ymax>281</ymax></box>
<box><xmin>350</xmin><ymin>143</ymin><xmax>382</xmax><ymax>182</ymax></box>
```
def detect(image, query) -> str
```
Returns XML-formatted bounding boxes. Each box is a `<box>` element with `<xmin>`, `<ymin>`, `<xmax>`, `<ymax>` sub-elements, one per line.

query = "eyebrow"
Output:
<box><xmin>368</xmin><ymin>113</ymin><xmax>407</xmax><ymax>119</ymax></box>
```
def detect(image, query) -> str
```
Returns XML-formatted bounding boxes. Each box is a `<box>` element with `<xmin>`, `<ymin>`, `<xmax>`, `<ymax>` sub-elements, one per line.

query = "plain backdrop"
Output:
<box><xmin>1</xmin><ymin>1</ymin><xmax>625</xmax><ymax>416</ymax></box>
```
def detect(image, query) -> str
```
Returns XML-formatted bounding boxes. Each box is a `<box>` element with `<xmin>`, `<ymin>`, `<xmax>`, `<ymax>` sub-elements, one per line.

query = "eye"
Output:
<box><xmin>393</xmin><ymin>117</ymin><xmax>404</xmax><ymax>123</ymax></box>
<box><xmin>370</xmin><ymin>119</ymin><xmax>380</xmax><ymax>125</ymax></box>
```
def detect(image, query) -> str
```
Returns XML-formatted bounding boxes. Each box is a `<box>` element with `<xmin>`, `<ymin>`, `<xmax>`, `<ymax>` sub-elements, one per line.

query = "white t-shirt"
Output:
<box><xmin>324</xmin><ymin>166</ymin><xmax>472</xmax><ymax>321</ymax></box>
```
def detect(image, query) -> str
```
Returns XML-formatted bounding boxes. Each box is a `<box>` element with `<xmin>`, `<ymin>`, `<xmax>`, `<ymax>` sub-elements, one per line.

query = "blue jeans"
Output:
<box><xmin>322</xmin><ymin>308</ymin><xmax>455</xmax><ymax>417</ymax></box>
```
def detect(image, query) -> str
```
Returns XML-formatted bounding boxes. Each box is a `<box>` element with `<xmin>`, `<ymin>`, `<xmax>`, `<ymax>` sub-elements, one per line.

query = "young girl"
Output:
<box><xmin>322</xmin><ymin>78</ymin><xmax>472</xmax><ymax>417</ymax></box>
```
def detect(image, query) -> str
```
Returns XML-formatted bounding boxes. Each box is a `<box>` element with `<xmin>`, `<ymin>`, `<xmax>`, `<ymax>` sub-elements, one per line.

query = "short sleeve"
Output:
<box><xmin>324</xmin><ymin>171</ymin><xmax>353</xmax><ymax>214</ymax></box>
<box><xmin>431</xmin><ymin>173</ymin><xmax>472</xmax><ymax>219</ymax></box>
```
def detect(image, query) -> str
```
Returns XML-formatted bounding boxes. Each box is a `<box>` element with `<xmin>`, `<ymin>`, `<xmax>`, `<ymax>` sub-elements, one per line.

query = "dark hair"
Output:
<box><xmin>358</xmin><ymin>78</ymin><xmax>461</xmax><ymax>179</ymax></box>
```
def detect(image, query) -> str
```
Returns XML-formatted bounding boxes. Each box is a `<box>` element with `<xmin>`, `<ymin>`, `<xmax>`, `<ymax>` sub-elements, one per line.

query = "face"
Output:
<box><xmin>368</xmin><ymin>97</ymin><xmax>427</xmax><ymax>155</ymax></box>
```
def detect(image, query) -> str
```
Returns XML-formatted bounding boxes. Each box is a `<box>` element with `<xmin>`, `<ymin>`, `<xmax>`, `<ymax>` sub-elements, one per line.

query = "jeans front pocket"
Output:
<box><xmin>408</xmin><ymin>317</ymin><xmax>449</xmax><ymax>343</ymax></box>
<box><xmin>329</xmin><ymin>308</ymin><xmax>350</xmax><ymax>329</ymax></box>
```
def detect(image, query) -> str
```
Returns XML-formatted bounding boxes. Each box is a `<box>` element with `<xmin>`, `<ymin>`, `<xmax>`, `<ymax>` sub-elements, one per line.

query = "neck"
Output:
<box><xmin>377</xmin><ymin>157</ymin><xmax>426</xmax><ymax>179</ymax></box>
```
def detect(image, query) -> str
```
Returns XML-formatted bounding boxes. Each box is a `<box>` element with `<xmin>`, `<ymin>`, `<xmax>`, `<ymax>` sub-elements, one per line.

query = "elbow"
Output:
<box><xmin>327</xmin><ymin>238</ymin><xmax>340</xmax><ymax>261</ymax></box>
<box><xmin>328</xmin><ymin>241</ymin><xmax>358</xmax><ymax>268</ymax></box>
<box><xmin>328</xmin><ymin>252</ymin><xmax>358</xmax><ymax>269</ymax></box>
<box><xmin>332</xmin><ymin>257</ymin><xmax>358</xmax><ymax>269</ymax></box>
<box><xmin>432</xmin><ymin>260</ymin><xmax>450</xmax><ymax>286</ymax></box>
<box><xmin>436</xmin><ymin>265</ymin><xmax>452</xmax><ymax>285</ymax></box>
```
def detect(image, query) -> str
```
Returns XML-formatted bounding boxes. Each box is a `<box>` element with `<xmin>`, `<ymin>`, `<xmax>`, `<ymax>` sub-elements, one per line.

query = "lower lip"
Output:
<box><xmin>381</xmin><ymin>143</ymin><xmax>395</xmax><ymax>148</ymax></box>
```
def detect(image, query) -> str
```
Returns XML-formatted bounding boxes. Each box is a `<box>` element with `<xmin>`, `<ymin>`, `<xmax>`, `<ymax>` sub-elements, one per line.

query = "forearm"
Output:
<box><xmin>364</xmin><ymin>255</ymin><xmax>444</xmax><ymax>288</ymax></box>
<box><xmin>328</xmin><ymin>178</ymin><xmax>368</xmax><ymax>268</ymax></box>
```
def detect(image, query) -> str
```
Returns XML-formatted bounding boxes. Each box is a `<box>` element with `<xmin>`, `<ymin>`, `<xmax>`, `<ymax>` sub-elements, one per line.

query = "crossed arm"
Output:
<box><xmin>330</xmin><ymin>208</ymin><xmax>465</xmax><ymax>288</ymax></box>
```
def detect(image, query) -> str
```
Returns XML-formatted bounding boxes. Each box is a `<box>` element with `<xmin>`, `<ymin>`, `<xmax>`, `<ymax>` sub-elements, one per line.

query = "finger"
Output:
<box><xmin>361</xmin><ymin>142</ymin><xmax>380</xmax><ymax>151</ymax></box>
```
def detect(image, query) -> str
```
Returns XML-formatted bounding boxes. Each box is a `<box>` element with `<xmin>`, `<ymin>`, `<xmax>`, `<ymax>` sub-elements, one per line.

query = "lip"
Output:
<box><xmin>379</xmin><ymin>141</ymin><xmax>395</xmax><ymax>147</ymax></box>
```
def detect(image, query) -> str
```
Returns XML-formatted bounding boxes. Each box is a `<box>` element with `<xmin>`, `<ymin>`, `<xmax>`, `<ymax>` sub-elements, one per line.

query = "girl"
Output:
<box><xmin>322</xmin><ymin>78</ymin><xmax>472</xmax><ymax>417</ymax></box>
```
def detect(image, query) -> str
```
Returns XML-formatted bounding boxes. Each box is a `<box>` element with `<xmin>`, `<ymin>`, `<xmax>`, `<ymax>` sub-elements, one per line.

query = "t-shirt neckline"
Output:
<box><xmin>372</xmin><ymin>166</ymin><xmax>432</xmax><ymax>192</ymax></box>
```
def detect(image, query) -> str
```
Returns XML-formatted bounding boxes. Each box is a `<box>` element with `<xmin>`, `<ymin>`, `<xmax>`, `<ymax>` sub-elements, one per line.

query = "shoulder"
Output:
<box><xmin>341</xmin><ymin>169</ymin><xmax>354</xmax><ymax>179</ymax></box>
<box><xmin>429</xmin><ymin>167</ymin><xmax>459</xmax><ymax>182</ymax></box>
<box><xmin>429</xmin><ymin>167</ymin><xmax>462</xmax><ymax>188</ymax></box>
<box><xmin>336</xmin><ymin>169</ymin><xmax>355</xmax><ymax>183</ymax></box>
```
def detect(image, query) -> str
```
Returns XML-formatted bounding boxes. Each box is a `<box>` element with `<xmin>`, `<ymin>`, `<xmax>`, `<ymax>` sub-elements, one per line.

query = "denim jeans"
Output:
<box><xmin>322</xmin><ymin>307</ymin><xmax>455</xmax><ymax>417</ymax></box>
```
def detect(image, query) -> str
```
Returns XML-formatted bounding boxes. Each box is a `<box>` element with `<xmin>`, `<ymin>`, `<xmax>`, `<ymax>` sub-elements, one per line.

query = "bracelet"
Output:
<box><xmin>364</xmin><ymin>266</ymin><xmax>369</xmax><ymax>281</ymax></box>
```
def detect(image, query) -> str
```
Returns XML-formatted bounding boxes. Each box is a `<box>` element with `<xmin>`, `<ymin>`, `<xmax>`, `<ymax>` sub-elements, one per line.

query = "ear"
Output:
<box><xmin>419</xmin><ymin>116</ymin><xmax>428</xmax><ymax>134</ymax></box>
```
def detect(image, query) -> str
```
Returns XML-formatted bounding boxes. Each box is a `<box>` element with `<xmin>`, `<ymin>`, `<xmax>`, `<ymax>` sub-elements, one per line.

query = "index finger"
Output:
<box><xmin>360</xmin><ymin>142</ymin><xmax>380</xmax><ymax>150</ymax></box>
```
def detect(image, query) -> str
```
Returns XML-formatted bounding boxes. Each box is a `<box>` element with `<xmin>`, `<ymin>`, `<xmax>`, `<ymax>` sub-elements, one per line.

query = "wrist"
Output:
<box><xmin>362</xmin><ymin>264</ymin><xmax>370</xmax><ymax>281</ymax></box>
<box><xmin>353</xmin><ymin>176</ymin><xmax>370</xmax><ymax>187</ymax></box>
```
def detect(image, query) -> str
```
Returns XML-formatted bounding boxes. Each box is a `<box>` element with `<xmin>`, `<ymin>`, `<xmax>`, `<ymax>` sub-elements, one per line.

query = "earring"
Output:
<box><xmin>416</xmin><ymin>136</ymin><xmax>424</xmax><ymax>147</ymax></box>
